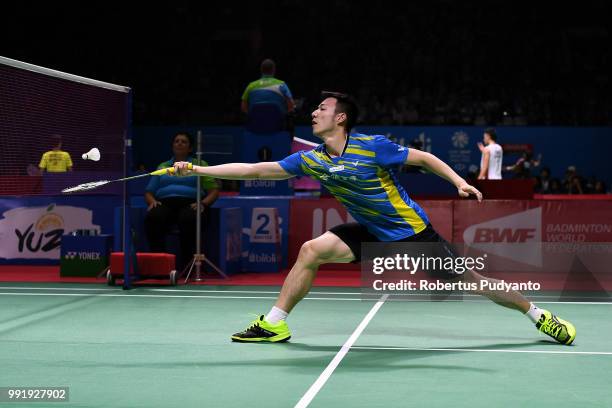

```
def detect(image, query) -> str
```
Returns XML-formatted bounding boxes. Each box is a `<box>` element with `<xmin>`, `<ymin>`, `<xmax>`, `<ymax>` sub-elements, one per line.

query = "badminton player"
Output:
<box><xmin>173</xmin><ymin>92</ymin><xmax>576</xmax><ymax>345</ymax></box>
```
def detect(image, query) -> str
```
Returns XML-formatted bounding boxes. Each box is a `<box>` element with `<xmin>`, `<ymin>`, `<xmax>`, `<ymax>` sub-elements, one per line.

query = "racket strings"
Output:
<box><xmin>62</xmin><ymin>180</ymin><xmax>110</xmax><ymax>193</ymax></box>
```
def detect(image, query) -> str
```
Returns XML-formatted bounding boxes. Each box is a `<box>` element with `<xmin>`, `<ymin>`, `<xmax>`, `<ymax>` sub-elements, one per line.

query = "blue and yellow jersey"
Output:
<box><xmin>146</xmin><ymin>157</ymin><xmax>218</xmax><ymax>200</ymax></box>
<box><xmin>278</xmin><ymin>134</ymin><xmax>429</xmax><ymax>241</ymax></box>
<box><xmin>241</xmin><ymin>76</ymin><xmax>293</xmax><ymax>114</ymax></box>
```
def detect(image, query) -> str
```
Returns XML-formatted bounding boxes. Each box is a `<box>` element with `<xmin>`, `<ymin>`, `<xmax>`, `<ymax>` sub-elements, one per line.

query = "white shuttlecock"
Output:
<box><xmin>82</xmin><ymin>147</ymin><xmax>100</xmax><ymax>161</ymax></box>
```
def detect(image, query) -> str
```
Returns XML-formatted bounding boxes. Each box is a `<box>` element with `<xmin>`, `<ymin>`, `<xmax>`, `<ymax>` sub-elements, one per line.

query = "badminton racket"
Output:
<box><xmin>61</xmin><ymin>164</ymin><xmax>193</xmax><ymax>193</ymax></box>
<box><xmin>62</xmin><ymin>139</ymin><xmax>318</xmax><ymax>194</ymax></box>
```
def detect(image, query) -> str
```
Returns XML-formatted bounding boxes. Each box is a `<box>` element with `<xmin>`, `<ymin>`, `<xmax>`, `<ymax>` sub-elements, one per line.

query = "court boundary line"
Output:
<box><xmin>0</xmin><ymin>290</ymin><xmax>611</xmax><ymax>304</ymax></box>
<box><xmin>0</xmin><ymin>286</ymin><xmax>609</xmax><ymax>301</ymax></box>
<box><xmin>0</xmin><ymin>286</ymin><xmax>361</xmax><ymax>295</ymax></box>
<box><xmin>0</xmin><ymin>292</ymin><xmax>362</xmax><ymax>301</ymax></box>
<box><xmin>351</xmin><ymin>346</ymin><xmax>612</xmax><ymax>356</ymax></box>
<box><xmin>294</xmin><ymin>294</ymin><xmax>388</xmax><ymax>408</ymax></box>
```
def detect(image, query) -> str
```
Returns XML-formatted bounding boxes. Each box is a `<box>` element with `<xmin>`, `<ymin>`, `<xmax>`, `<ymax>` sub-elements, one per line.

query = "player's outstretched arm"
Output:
<box><xmin>405</xmin><ymin>149</ymin><xmax>483</xmax><ymax>202</ymax></box>
<box><xmin>173</xmin><ymin>161</ymin><xmax>293</xmax><ymax>181</ymax></box>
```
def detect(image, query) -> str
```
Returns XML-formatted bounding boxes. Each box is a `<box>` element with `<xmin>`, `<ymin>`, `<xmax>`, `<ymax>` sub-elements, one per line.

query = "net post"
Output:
<box><xmin>122</xmin><ymin>90</ymin><xmax>134</xmax><ymax>289</ymax></box>
<box><xmin>194</xmin><ymin>130</ymin><xmax>203</xmax><ymax>281</ymax></box>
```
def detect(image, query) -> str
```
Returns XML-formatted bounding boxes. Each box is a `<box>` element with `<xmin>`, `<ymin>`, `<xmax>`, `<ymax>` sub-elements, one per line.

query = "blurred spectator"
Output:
<box><xmin>533</xmin><ymin>176</ymin><xmax>542</xmax><ymax>193</ymax></box>
<box><xmin>564</xmin><ymin>165</ymin><xmax>584</xmax><ymax>194</ymax></box>
<box><xmin>241</xmin><ymin>58</ymin><xmax>295</xmax><ymax>133</ymax></box>
<box><xmin>506</xmin><ymin>152</ymin><xmax>542</xmax><ymax>179</ymax></box>
<box><xmin>134</xmin><ymin>162</ymin><xmax>148</xmax><ymax>174</ymax></box>
<box><xmin>594</xmin><ymin>180</ymin><xmax>608</xmax><ymax>194</ymax></box>
<box><xmin>549</xmin><ymin>178</ymin><xmax>564</xmax><ymax>194</ymax></box>
<box><xmin>585</xmin><ymin>176</ymin><xmax>597</xmax><ymax>193</ymax></box>
<box><xmin>535</xmin><ymin>167</ymin><xmax>552</xmax><ymax>193</ymax></box>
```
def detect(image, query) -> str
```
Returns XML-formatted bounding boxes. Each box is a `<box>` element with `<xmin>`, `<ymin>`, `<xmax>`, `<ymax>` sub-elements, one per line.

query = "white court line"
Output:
<box><xmin>0</xmin><ymin>286</ymin><xmax>361</xmax><ymax>296</ymax></box>
<box><xmin>0</xmin><ymin>286</ymin><xmax>116</xmax><ymax>291</ymax></box>
<box><xmin>0</xmin><ymin>292</ymin><xmax>362</xmax><ymax>301</ymax></box>
<box><xmin>142</xmin><ymin>289</ymin><xmax>612</xmax><ymax>300</ymax></box>
<box><xmin>1</xmin><ymin>286</ymin><xmax>609</xmax><ymax>300</ymax></box>
<box><xmin>148</xmin><ymin>288</ymin><xmax>360</xmax><ymax>295</ymax></box>
<box><xmin>0</xmin><ymin>290</ymin><xmax>610</xmax><ymax>304</ymax></box>
<box><xmin>0</xmin><ymin>286</ymin><xmax>358</xmax><ymax>295</ymax></box>
<box><xmin>352</xmin><ymin>346</ymin><xmax>612</xmax><ymax>356</ymax></box>
<box><xmin>145</xmin><ymin>289</ymin><xmax>612</xmax><ymax>300</ymax></box>
<box><xmin>540</xmin><ymin>301</ymin><xmax>612</xmax><ymax>305</ymax></box>
<box><xmin>295</xmin><ymin>294</ymin><xmax>388</xmax><ymax>408</ymax></box>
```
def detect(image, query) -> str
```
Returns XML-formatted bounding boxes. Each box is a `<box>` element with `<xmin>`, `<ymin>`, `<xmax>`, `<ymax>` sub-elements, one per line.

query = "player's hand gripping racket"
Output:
<box><xmin>61</xmin><ymin>163</ymin><xmax>193</xmax><ymax>193</ymax></box>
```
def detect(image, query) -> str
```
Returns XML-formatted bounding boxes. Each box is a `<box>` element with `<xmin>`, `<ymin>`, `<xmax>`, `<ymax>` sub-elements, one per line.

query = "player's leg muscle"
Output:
<box><xmin>276</xmin><ymin>232</ymin><xmax>355</xmax><ymax>312</ymax></box>
<box><xmin>297</xmin><ymin>231</ymin><xmax>355</xmax><ymax>267</ymax></box>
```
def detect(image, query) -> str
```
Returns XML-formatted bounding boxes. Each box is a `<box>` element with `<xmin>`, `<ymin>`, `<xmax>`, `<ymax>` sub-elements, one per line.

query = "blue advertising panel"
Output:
<box><xmin>239</xmin><ymin>130</ymin><xmax>292</xmax><ymax>195</ymax></box>
<box><xmin>204</xmin><ymin>207</ymin><xmax>242</xmax><ymax>275</ymax></box>
<box><xmin>0</xmin><ymin>195</ymin><xmax>120</xmax><ymax>264</ymax></box>
<box><xmin>60</xmin><ymin>235</ymin><xmax>113</xmax><ymax>277</ymax></box>
<box><xmin>213</xmin><ymin>196</ymin><xmax>291</xmax><ymax>272</ymax></box>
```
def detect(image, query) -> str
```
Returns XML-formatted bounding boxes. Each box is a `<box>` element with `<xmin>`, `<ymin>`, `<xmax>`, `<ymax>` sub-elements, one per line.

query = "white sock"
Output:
<box><xmin>525</xmin><ymin>303</ymin><xmax>543</xmax><ymax>323</ymax></box>
<box><xmin>265</xmin><ymin>306</ymin><xmax>288</xmax><ymax>324</ymax></box>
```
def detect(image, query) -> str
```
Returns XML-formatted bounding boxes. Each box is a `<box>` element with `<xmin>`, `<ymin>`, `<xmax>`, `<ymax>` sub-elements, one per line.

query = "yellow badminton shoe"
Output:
<box><xmin>231</xmin><ymin>315</ymin><xmax>291</xmax><ymax>343</ymax></box>
<box><xmin>535</xmin><ymin>310</ymin><xmax>576</xmax><ymax>345</ymax></box>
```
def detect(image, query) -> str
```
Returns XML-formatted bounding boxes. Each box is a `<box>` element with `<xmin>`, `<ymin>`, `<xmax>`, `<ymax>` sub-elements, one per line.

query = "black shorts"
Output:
<box><xmin>329</xmin><ymin>223</ymin><xmax>461</xmax><ymax>279</ymax></box>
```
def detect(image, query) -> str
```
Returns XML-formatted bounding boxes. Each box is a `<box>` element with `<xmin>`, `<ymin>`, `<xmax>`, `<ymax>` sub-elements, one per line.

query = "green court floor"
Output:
<box><xmin>0</xmin><ymin>283</ymin><xmax>610</xmax><ymax>407</ymax></box>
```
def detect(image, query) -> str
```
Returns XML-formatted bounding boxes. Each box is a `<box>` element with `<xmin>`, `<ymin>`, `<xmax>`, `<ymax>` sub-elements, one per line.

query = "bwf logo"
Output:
<box><xmin>463</xmin><ymin>207</ymin><xmax>542</xmax><ymax>267</ymax></box>
<box><xmin>473</xmin><ymin>228</ymin><xmax>537</xmax><ymax>243</ymax></box>
<box><xmin>464</xmin><ymin>207</ymin><xmax>541</xmax><ymax>244</ymax></box>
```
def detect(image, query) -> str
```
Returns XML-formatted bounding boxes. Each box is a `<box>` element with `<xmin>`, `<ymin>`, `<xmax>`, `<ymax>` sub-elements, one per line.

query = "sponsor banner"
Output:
<box><xmin>453</xmin><ymin>200</ymin><xmax>612</xmax><ymax>277</ymax></box>
<box><xmin>453</xmin><ymin>200</ymin><xmax>612</xmax><ymax>244</ymax></box>
<box><xmin>240</xmin><ymin>179</ymin><xmax>290</xmax><ymax>196</ymax></box>
<box><xmin>288</xmin><ymin>199</ymin><xmax>453</xmax><ymax>265</ymax></box>
<box><xmin>60</xmin><ymin>235</ymin><xmax>113</xmax><ymax>277</ymax></box>
<box><xmin>213</xmin><ymin>196</ymin><xmax>290</xmax><ymax>271</ymax></box>
<box><xmin>217</xmin><ymin>207</ymin><xmax>242</xmax><ymax>274</ymax></box>
<box><xmin>250</xmin><ymin>208</ymin><xmax>280</xmax><ymax>244</ymax></box>
<box><xmin>0</xmin><ymin>196</ymin><xmax>118</xmax><ymax>262</ymax></box>
<box><xmin>248</xmin><ymin>208</ymin><xmax>282</xmax><ymax>272</ymax></box>
<box><xmin>288</xmin><ymin>198</ymin><xmax>355</xmax><ymax>266</ymax></box>
<box><xmin>288</xmin><ymin>198</ymin><xmax>612</xmax><ymax>274</ymax></box>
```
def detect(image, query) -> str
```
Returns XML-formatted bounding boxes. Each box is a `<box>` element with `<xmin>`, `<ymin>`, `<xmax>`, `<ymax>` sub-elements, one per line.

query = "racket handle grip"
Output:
<box><xmin>151</xmin><ymin>162</ymin><xmax>193</xmax><ymax>176</ymax></box>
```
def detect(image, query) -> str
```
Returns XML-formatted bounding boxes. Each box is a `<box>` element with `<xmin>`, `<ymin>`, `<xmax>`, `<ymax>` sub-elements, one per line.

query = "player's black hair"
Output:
<box><xmin>50</xmin><ymin>134</ymin><xmax>62</xmax><ymax>147</ymax></box>
<box><xmin>321</xmin><ymin>91</ymin><xmax>359</xmax><ymax>133</ymax></box>
<box><xmin>260</xmin><ymin>59</ymin><xmax>276</xmax><ymax>76</ymax></box>
<box><xmin>484</xmin><ymin>127</ymin><xmax>497</xmax><ymax>141</ymax></box>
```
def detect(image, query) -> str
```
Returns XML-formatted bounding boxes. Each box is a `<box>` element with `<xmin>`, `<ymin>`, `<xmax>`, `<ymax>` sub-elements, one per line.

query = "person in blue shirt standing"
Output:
<box><xmin>144</xmin><ymin>132</ymin><xmax>219</xmax><ymax>270</ymax></box>
<box><xmin>172</xmin><ymin>92</ymin><xmax>576</xmax><ymax>346</ymax></box>
<box><xmin>241</xmin><ymin>59</ymin><xmax>295</xmax><ymax>116</ymax></box>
